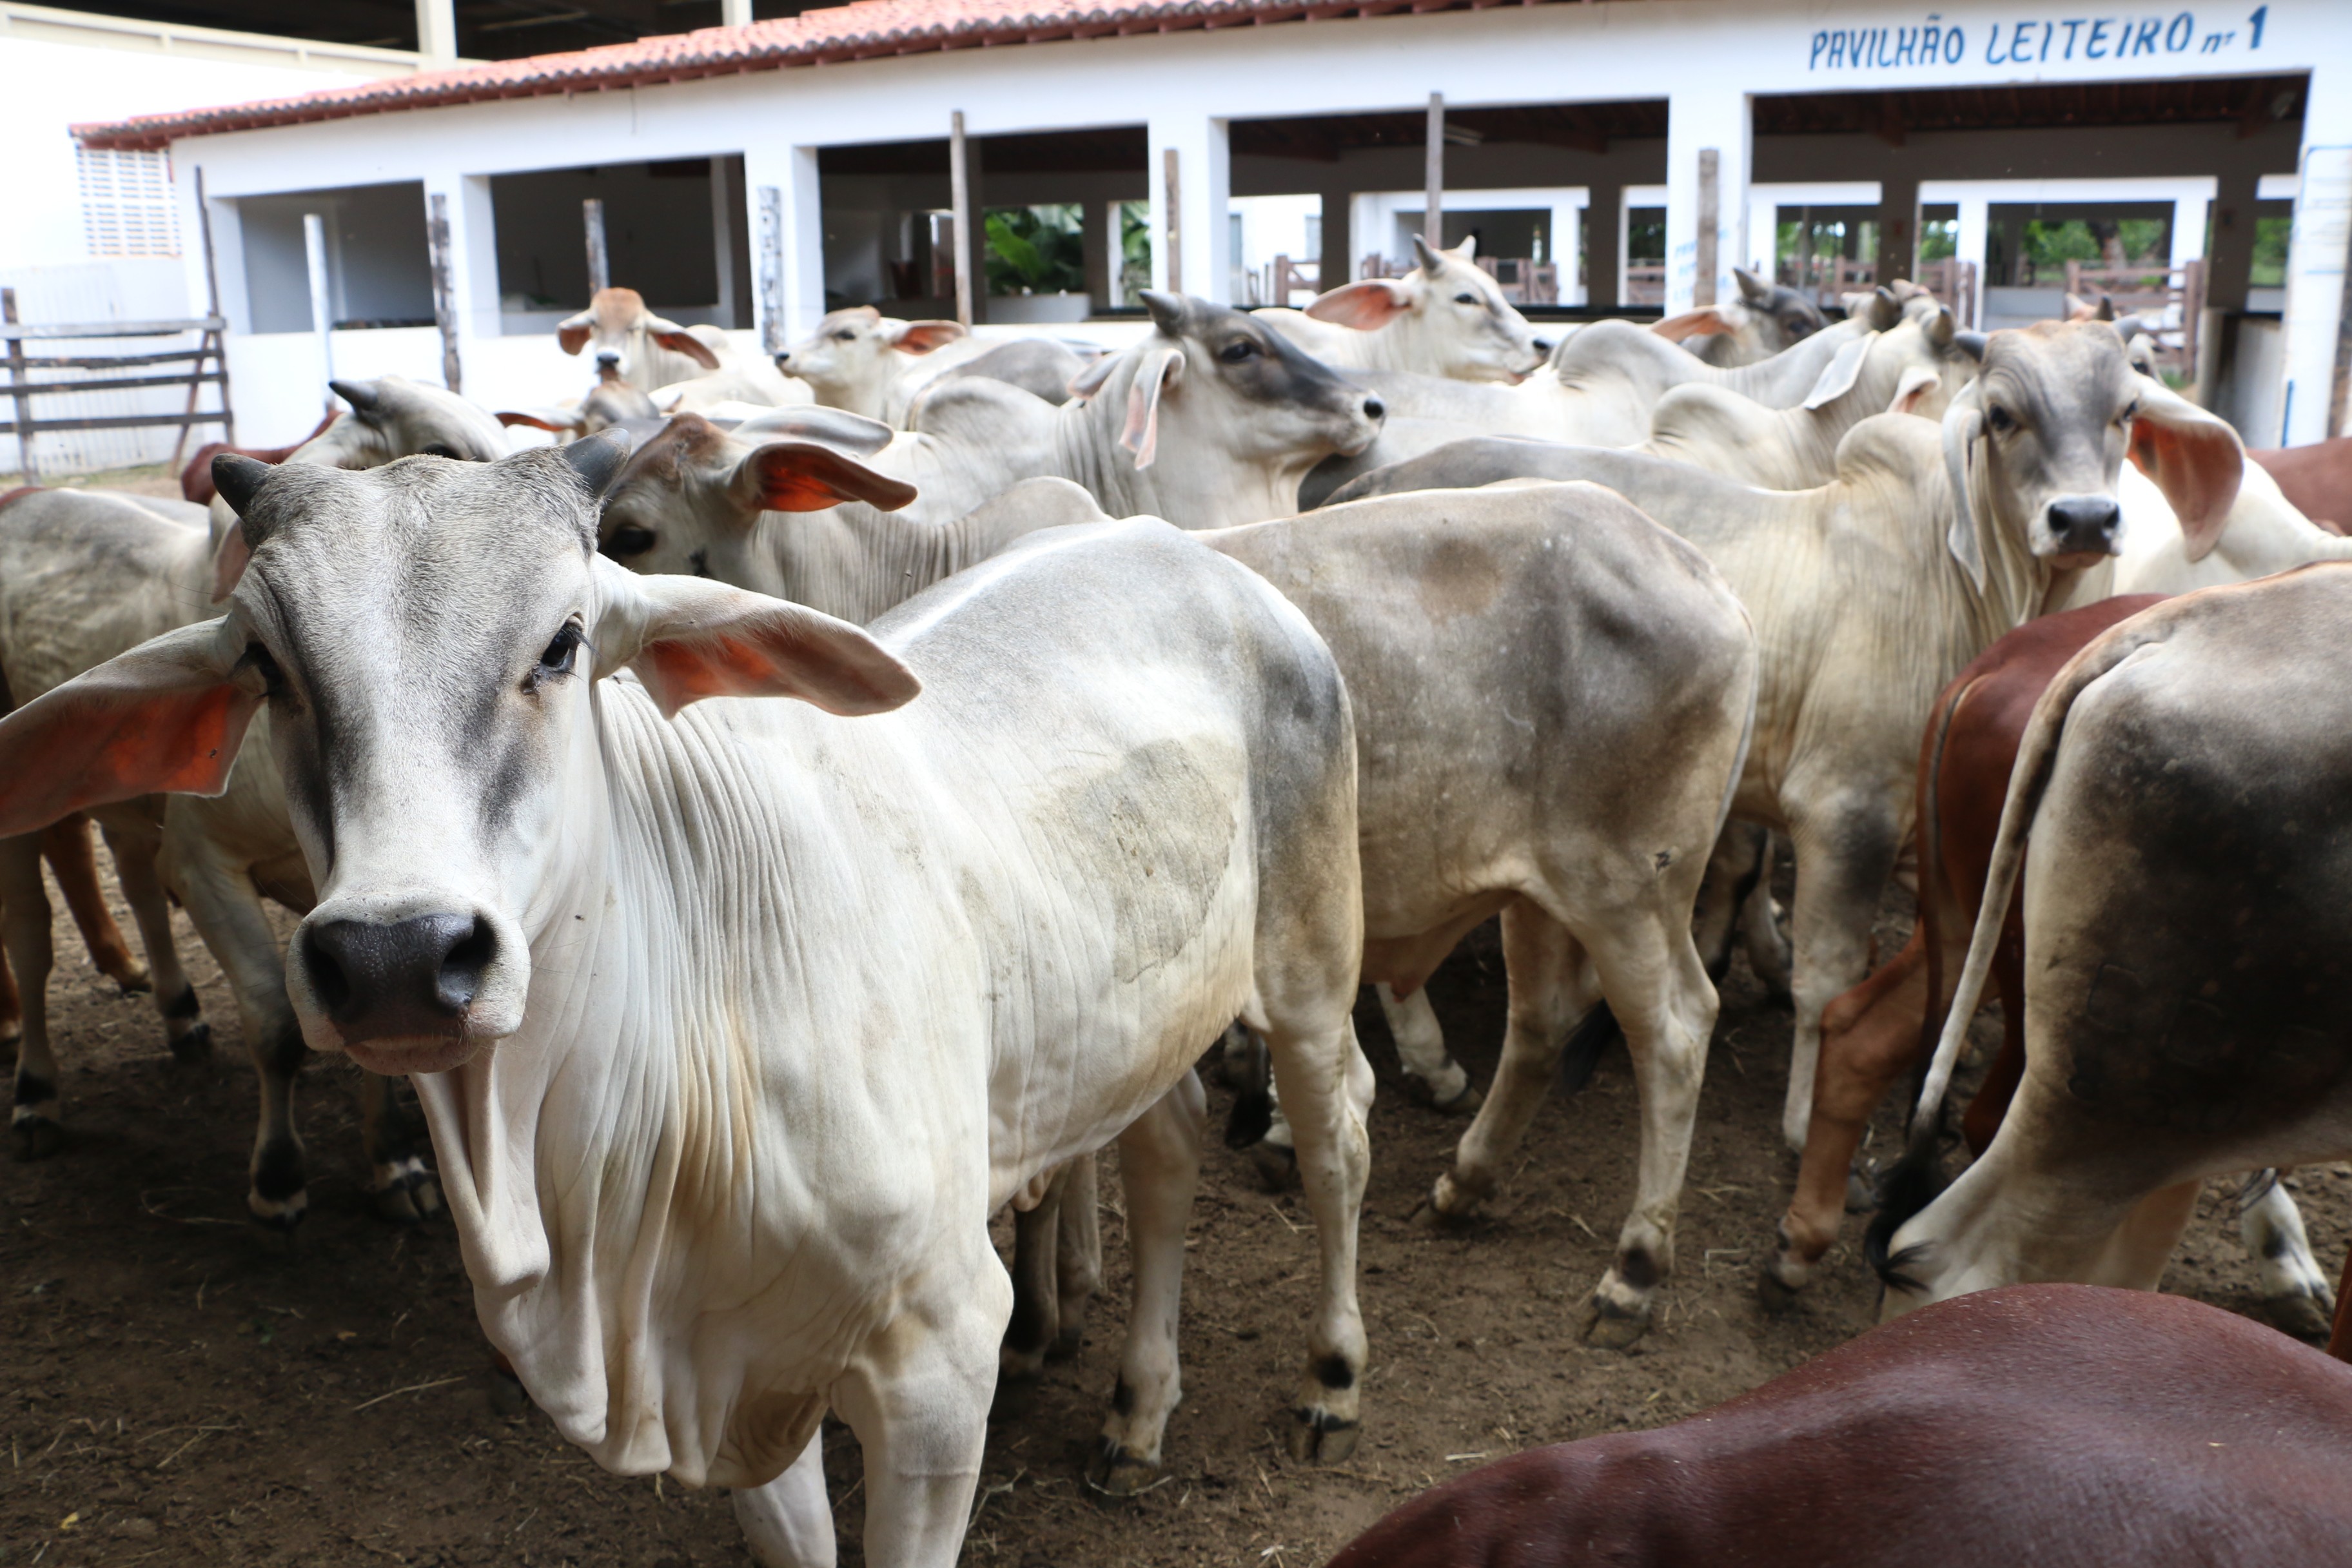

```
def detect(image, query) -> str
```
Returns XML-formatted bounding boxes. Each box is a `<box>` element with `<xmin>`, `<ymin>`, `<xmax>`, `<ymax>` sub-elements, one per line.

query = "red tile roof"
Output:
<box><xmin>75</xmin><ymin>0</ymin><xmax>1578</xmax><ymax>151</ymax></box>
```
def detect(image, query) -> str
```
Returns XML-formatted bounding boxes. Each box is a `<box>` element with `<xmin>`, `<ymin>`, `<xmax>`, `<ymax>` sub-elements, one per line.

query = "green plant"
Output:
<box><xmin>1119</xmin><ymin>201</ymin><xmax>1152</xmax><ymax>300</ymax></box>
<box><xmin>984</xmin><ymin>204</ymin><xmax>1085</xmax><ymax>295</ymax></box>
<box><xmin>2251</xmin><ymin>215</ymin><xmax>2291</xmax><ymax>288</ymax></box>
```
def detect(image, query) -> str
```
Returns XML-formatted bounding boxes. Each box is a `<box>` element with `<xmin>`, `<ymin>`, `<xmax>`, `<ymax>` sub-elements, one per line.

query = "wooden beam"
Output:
<box><xmin>1424</xmin><ymin>92</ymin><xmax>1444</xmax><ymax>248</ymax></box>
<box><xmin>583</xmin><ymin>197</ymin><xmax>609</xmax><ymax>295</ymax></box>
<box><xmin>1164</xmin><ymin>146</ymin><xmax>1183</xmax><ymax>293</ymax></box>
<box><xmin>428</xmin><ymin>191</ymin><xmax>462</xmax><ymax>395</ymax></box>
<box><xmin>950</xmin><ymin>110</ymin><xmax>974</xmax><ymax>327</ymax></box>
<box><xmin>1695</xmin><ymin>147</ymin><xmax>1718</xmax><ymax>308</ymax></box>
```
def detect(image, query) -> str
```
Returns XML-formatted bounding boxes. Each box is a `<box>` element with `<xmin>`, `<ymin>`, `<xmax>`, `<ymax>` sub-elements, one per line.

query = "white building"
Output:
<box><xmin>37</xmin><ymin>0</ymin><xmax>2352</xmax><ymax>458</ymax></box>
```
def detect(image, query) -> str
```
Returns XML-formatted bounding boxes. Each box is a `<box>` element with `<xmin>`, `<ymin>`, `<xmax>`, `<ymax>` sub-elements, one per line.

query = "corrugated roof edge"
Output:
<box><xmin>72</xmin><ymin>0</ymin><xmax>1571</xmax><ymax>152</ymax></box>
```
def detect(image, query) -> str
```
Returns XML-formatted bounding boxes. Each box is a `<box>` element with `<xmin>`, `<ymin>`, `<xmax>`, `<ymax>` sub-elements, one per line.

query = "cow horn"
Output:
<box><xmin>211</xmin><ymin>454</ymin><xmax>271</xmax><ymax>519</ymax></box>
<box><xmin>2095</xmin><ymin>294</ymin><xmax>2117</xmax><ymax>322</ymax></box>
<box><xmin>1139</xmin><ymin>290</ymin><xmax>1188</xmax><ymax>336</ymax></box>
<box><xmin>1925</xmin><ymin>306</ymin><xmax>1956</xmax><ymax>349</ymax></box>
<box><xmin>560</xmin><ymin>428</ymin><xmax>633</xmax><ymax>499</ymax></box>
<box><xmin>1736</xmin><ymin>266</ymin><xmax>1769</xmax><ymax>303</ymax></box>
<box><xmin>1952</xmin><ymin>330</ymin><xmax>1988</xmax><ymax>363</ymax></box>
<box><xmin>331</xmin><ymin>378</ymin><xmax>382</xmax><ymax>415</ymax></box>
<box><xmin>1411</xmin><ymin>233</ymin><xmax>1440</xmax><ymax>273</ymax></box>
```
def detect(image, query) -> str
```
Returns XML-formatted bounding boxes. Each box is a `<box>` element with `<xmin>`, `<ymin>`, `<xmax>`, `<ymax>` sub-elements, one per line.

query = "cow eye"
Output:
<box><xmin>240</xmin><ymin>642</ymin><xmax>287</xmax><ymax>699</ymax></box>
<box><xmin>605</xmin><ymin>525</ymin><xmax>656</xmax><ymax>559</ymax></box>
<box><xmin>834</xmin><ymin>329</ymin><xmax>856</xmax><ymax>341</ymax></box>
<box><xmin>1219</xmin><ymin>339</ymin><xmax>1257</xmax><ymax>363</ymax></box>
<box><xmin>1985</xmin><ymin>404</ymin><xmax>2017</xmax><ymax>435</ymax></box>
<box><xmin>419</xmin><ymin>442</ymin><xmax>461</xmax><ymax>459</ymax></box>
<box><xmin>2119</xmin><ymin>400</ymin><xmax>2141</xmax><ymax>425</ymax></box>
<box><xmin>536</xmin><ymin>622</ymin><xmax>583</xmax><ymax>680</ymax></box>
<box><xmin>1453</xmin><ymin>292</ymin><xmax>1478</xmax><ymax>306</ymax></box>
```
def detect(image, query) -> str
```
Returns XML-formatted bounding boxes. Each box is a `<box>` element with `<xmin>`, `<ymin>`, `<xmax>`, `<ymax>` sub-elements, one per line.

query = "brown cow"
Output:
<box><xmin>1326</xmin><ymin>1285</ymin><xmax>2352</xmax><ymax>1568</ymax></box>
<box><xmin>177</xmin><ymin>411</ymin><xmax>337</xmax><ymax>505</ymax></box>
<box><xmin>1765</xmin><ymin>595</ymin><xmax>2335</xmax><ymax>1335</ymax></box>
<box><xmin>2251</xmin><ymin>436</ymin><xmax>2352</xmax><ymax>535</ymax></box>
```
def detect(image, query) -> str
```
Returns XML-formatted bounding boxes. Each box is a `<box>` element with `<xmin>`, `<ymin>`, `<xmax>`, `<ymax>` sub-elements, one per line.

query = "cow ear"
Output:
<box><xmin>1120</xmin><ymin>346</ymin><xmax>1184</xmax><ymax>469</ymax></box>
<box><xmin>496</xmin><ymin>408</ymin><xmax>585</xmax><ymax>433</ymax></box>
<box><xmin>1942</xmin><ymin>397</ymin><xmax>1988</xmax><ymax>592</ymax></box>
<box><xmin>592</xmin><ymin>558</ymin><xmax>919</xmax><ymax>720</ymax></box>
<box><xmin>1888</xmin><ymin>364</ymin><xmax>1942</xmax><ymax>417</ymax></box>
<box><xmin>1304</xmin><ymin>279</ymin><xmax>1414</xmax><ymax>330</ymax></box>
<box><xmin>891</xmin><ymin>320</ymin><xmax>966</xmax><ymax>355</ymax></box>
<box><xmin>210</xmin><ymin>522</ymin><xmax>252</xmax><ymax>603</ymax></box>
<box><xmin>1068</xmin><ymin>351</ymin><xmax>1121</xmax><ymax>400</ymax></box>
<box><xmin>651</xmin><ymin>329</ymin><xmax>723</xmax><ymax>371</ymax></box>
<box><xmin>727</xmin><ymin>405</ymin><xmax>896</xmax><ymax>457</ymax></box>
<box><xmin>2127</xmin><ymin>382</ymin><xmax>2242</xmax><ymax>562</ymax></box>
<box><xmin>1736</xmin><ymin>266</ymin><xmax>1770</xmax><ymax>304</ymax></box>
<box><xmin>1803</xmin><ymin>333</ymin><xmax>1874</xmax><ymax>410</ymax></box>
<box><xmin>556</xmin><ymin>310</ymin><xmax>593</xmax><ymax>357</ymax></box>
<box><xmin>731</xmin><ymin>440</ymin><xmax>917</xmax><ymax>515</ymax></box>
<box><xmin>1652</xmin><ymin>307</ymin><xmax>1734</xmax><ymax>343</ymax></box>
<box><xmin>0</xmin><ymin>620</ymin><xmax>258</xmax><ymax>839</ymax></box>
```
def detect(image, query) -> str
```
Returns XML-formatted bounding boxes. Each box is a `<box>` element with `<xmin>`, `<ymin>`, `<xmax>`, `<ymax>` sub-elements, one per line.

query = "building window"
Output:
<box><xmin>77</xmin><ymin>146</ymin><xmax>181</xmax><ymax>259</ymax></box>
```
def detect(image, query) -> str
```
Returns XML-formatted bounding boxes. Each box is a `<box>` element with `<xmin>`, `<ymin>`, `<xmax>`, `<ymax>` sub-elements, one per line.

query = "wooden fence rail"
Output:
<box><xmin>0</xmin><ymin>293</ymin><xmax>233</xmax><ymax>481</ymax></box>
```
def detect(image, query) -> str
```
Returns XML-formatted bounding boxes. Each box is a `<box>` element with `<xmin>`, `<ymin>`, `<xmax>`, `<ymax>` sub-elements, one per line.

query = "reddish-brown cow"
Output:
<box><xmin>2251</xmin><ymin>436</ymin><xmax>2352</xmax><ymax>535</ymax></box>
<box><xmin>177</xmin><ymin>412</ymin><xmax>338</xmax><ymax>505</ymax></box>
<box><xmin>1761</xmin><ymin>598</ymin><xmax>2162</xmax><ymax>1302</ymax></box>
<box><xmin>1327</xmin><ymin>1286</ymin><xmax>2352</xmax><ymax>1568</ymax></box>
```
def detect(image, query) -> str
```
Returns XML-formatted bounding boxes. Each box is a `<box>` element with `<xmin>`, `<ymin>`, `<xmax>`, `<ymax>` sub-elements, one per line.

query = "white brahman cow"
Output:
<box><xmin>1256</xmin><ymin>236</ymin><xmax>1550</xmax><ymax>384</ymax></box>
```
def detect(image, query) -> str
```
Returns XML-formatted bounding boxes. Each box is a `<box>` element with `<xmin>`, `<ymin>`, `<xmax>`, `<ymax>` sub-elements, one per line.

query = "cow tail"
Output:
<box><xmin>1867</xmin><ymin>629</ymin><xmax>2148</xmax><ymax>1286</ymax></box>
<box><xmin>1907</xmin><ymin>674</ymin><xmax>1977</xmax><ymax>1121</ymax></box>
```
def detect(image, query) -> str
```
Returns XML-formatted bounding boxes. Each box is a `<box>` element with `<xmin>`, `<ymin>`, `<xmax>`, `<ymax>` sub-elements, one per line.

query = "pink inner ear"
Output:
<box><xmin>894</xmin><ymin>322</ymin><xmax>964</xmax><ymax>355</ymax></box>
<box><xmin>2131</xmin><ymin>420</ymin><xmax>2240</xmax><ymax>562</ymax></box>
<box><xmin>654</xmin><ymin>331</ymin><xmax>723</xmax><ymax>371</ymax></box>
<box><xmin>1652</xmin><ymin>308</ymin><xmax>1732</xmax><ymax>343</ymax></box>
<box><xmin>1304</xmin><ymin>281</ymin><xmax>1410</xmax><ymax>331</ymax></box>
<box><xmin>0</xmin><ymin>679</ymin><xmax>257</xmax><ymax>840</ymax></box>
<box><xmin>210</xmin><ymin>522</ymin><xmax>251</xmax><ymax>603</ymax></box>
<box><xmin>558</xmin><ymin>326</ymin><xmax>591</xmax><ymax>356</ymax></box>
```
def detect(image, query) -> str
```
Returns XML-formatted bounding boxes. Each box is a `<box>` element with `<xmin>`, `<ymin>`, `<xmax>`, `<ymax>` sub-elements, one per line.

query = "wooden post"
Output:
<box><xmin>583</xmin><ymin>198</ymin><xmax>609</xmax><ymax>296</ymax></box>
<box><xmin>428</xmin><ymin>191</ymin><xmax>462</xmax><ymax>395</ymax></box>
<box><xmin>1696</xmin><ymin>148</ymin><xmax>1719</xmax><ymax>308</ymax></box>
<box><xmin>757</xmin><ymin>185</ymin><xmax>785</xmax><ymax>353</ymax></box>
<box><xmin>172</xmin><ymin>166</ymin><xmax>230</xmax><ymax>470</ymax></box>
<box><xmin>949</xmin><ymin>112</ymin><xmax>973</xmax><ymax>328</ymax></box>
<box><xmin>1164</xmin><ymin>148</ymin><xmax>1182</xmax><ymax>293</ymax></box>
<box><xmin>1424</xmin><ymin>93</ymin><xmax>1444</xmax><ymax>249</ymax></box>
<box><xmin>3</xmin><ymin>289</ymin><xmax>34</xmax><ymax>483</ymax></box>
<box><xmin>303</xmin><ymin>212</ymin><xmax>336</xmax><ymax>411</ymax></box>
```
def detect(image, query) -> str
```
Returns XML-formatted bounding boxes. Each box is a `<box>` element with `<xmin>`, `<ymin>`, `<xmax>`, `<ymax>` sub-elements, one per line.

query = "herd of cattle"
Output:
<box><xmin>5</xmin><ymin>237</ymin><xmax>2352</xmax><ymax>1563</ymax></box>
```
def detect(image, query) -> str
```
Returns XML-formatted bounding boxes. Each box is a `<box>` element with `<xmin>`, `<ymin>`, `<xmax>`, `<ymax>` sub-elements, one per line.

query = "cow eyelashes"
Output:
<box><xmin>1219</xmin><ymin>340</ymin><xmax>1258</xmax><ymax>363</ymax></box>
<box><xmin>1985</xmin><ymin>404</ymin><xmax>2017</xmax><ymax>435</ymax></box>
<box><xmin>1453</xmin><ymin>292</ymin><xmax>1478</xmax><ymax>306</ymax></box>
<box><xmin>534</xmin><ymin>622</ymin><xmax>585</xmax><ymax>683</ymax></box>
<box><xmin>239</xmin><ymin>642</ymin><xmax>288</xmax><ymax>700</ymax></box>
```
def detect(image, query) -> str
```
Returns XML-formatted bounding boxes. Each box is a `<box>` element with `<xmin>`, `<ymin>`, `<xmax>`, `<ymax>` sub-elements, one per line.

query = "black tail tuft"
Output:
<box><xmin>1556</xmin><ymin>1002</ymin><xmax>1620</xmax><ymax>1097</ymax></box>
<box><xmin>1224</xmin><ymin>1088</ymin><xmax>1273</xmax><ymax>1150</ymax></box>
<box><xmin>1862</xmin><ymin>1123</ymin><xmax>1949</xmax><ymax>1289</ymax></box>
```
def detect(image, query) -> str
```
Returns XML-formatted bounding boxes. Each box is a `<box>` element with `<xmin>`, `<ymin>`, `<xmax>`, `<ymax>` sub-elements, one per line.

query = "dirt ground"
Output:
<box><xmin>4</xmin><ymin>861</ymin><xmax>2344</xmax><ymax>1568</ymax></box>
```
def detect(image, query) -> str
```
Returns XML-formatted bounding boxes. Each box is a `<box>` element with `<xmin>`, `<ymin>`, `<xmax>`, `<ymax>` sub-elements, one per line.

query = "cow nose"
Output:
<box><xmin>1361</xmin><ymin>395</ymin><xmax>1386</xmax><ymax>424</ymax></box>
<box><xmin>2048</xmin><ymin>495</ymin><xmax>2122</xmax><ymax>551</ymax></box>
<box><xmin>302</xmin><ymin>914</ymin><xmax>495</xmax><ymax>1039</ymax></box>
<box><xmin>1531</xmin><ymin>337</ymin><xmax>1554</xmax><ymax>357</ymax></box>
<box><xmin>595</xmin><ymin>351</ymin><xmax>620</xmax><ymax>369</ymax></box>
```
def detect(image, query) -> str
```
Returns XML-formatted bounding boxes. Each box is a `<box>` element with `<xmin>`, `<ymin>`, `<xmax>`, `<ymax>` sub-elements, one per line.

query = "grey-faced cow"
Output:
<box><xmin>1652</xmin><ymin>266</ymin><xmax>1830</xmax><ymax>367</ymax></box>
<box><xmin>0</xmin><ymin>436</ymin><xmax>1373</xmax><ymax>1567</ymax></box>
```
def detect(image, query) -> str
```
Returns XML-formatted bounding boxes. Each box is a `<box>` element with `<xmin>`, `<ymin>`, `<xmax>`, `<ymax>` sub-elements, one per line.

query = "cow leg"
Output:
<box><xmin>732</xmin><ymin>1429</ymin><xmax>836</xmax><ymax>1568</ymax></box>
<box><xmin>1420</xmin><ymin>905</ymin><xmax>1603</xmax><ymax>1230</ymax></box>
<box><xmin>1053</xmin><ymin>1152</ymin><xmax>1102</xmax><ymax>1359</ymax></box>
<box><xmin>1739</xmin><ymin>834</ymin><xmax>1794</xmax><ymax>1003</ymax></box>
<box><xmin>1779</xmin><ymin>803</ymin><xmax>1903</xmax><ymax>1153</ymax></box>
<box><xmin>1376</xmin><ymin>984</ymin><xmax>1480</xmax><ymax>1113</ymax></box>
<box><xmin>1765</xmin><ymin>933</ymin><xmax>1930</xmax><ymax>1302</ymax></box>
<box><xmin>44</xmin><ymin>815</ymin><xmax>147</xmax><ymax>994</ymax></box>
<box><xmin>358</xmin><ymin>1070</ymin><xmax>443</xmax><ymax>1224</ymax></box>
<box><xmin>165</xmin><ymin>850</ymin><xmax>313</xmax><ymax>1226</ymax></box>
<box><xmin>96</xmin><ymin>818</ymin><xmax>208</xmax><ymax>1062</ymax></box>
<box><xmin>1691</xmin><ymin>825</ymin><xmax>1764</xmax><ymax>982</ymax></box>
<box><xmin>1088</xmin><ymin>1072</ymin><xmax>1206</xmax><ymax>1496</ymax></box>
<box><xmin>1001</xmin><ymin>1162</ymin><xmax>1071</xmax><ymax>1384</ymax></box>
<box><xmin>2237</xmin><ymin>1170</ymin><xmax>2335</xmax><ymax>1338</ymax></box>
<box><xmin>830</xmin><ymin>1244</ymin><xmax>1008</xmax><ymax>1568</ymax></box>
<box><xmin>2</xmin><ymin>836</ymin><xmax>61</xmax><ymax>1159</ymax></box>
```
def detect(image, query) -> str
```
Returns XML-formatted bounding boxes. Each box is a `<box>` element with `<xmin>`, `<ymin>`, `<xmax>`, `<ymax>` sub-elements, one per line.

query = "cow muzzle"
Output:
<box><xmin>291</xmin><ymin>902</ymin><xmax>520</xmax><ymax>1073</ymax></box>
<box><xmin>2039</xmin><ymin>494</ymin><xmax>2123</xmax><ymax>562</ymax></box>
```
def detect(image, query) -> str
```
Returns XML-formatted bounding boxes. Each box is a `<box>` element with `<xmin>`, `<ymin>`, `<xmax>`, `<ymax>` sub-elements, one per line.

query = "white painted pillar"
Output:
<box><xmin>303</xmin><ymin>213</ymin><xmax>335</xmax><ymax>401</ymax></box>
<box><xmin>721</xmin><ymin>0</ymin><xmax>752</xmax><ymax>25</ymax></box>
<box><xmin>1552</xmin><ymin>195</ymin><xmax>1586</xmax><ymax>306</ymax></box>
<box><xmin>1148</xmin><ymin>116</ymin><xmax>1230</xmax><ymax>302</ymax></box>
<box><xmin>747</xmin><ymin>146</ymin><xmax>825</xmax><ymax>344</ymax></box>
<box><xmin>1665</xmin><ymin>90</ymin><xmax>1751</xmax><ymax>314</ymax></box>
<box><xmin>2280</xmin><ymin>64</ymin><xmax>2352</xmax><ymax>443</ymax></box>
<box><xmin>1955</xmin><ymin>194</ymin><xmax>1989</xmax><ymax>328</ymax></box>
<box><xmin>415</xmin><ymin>0</ymin><xmax>457</xmax><ymax>66</ymax></box>
<box><xmin>418</xmin><ymin>172</ymin><xmax>500</xmax><ymax>349</ymax></box>
<box><xmin>711</xmin><ymin>157</ymin><xmax>736</xmax><ymax>327</ymax></box>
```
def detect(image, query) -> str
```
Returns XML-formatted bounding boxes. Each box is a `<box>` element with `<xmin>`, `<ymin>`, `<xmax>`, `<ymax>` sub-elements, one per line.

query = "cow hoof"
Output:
<box><xmin>1285</xmin><ymin>1407</ymin><xmax>1360</xmax><ymax>1465</ymax></box>
<box><xmin>1048</xmin><ymin>1324</ymin><xmax>1086</xmax><ymax>1363</ymax></box>
<box><xmin>1084</xmin><ymin>1440</ymin><xmax>1161</xmax><ymax>1498</ymax></box>
<box><xmin>371</xmin><ymin>1184</ymin><xmax>426</xmax><ymax>1226</ymax></box>
<box><xmin>168</xmin><ymin>1021</ymin><xmax>213</xmax><ymax>1064</ymax></box>
<box><xmin>10</xmin><ymin>1114</ymin><xmax>63</xmax><ymax>1162</ymax></box>
<box><xmin>997</xmin><ymin>1344</ymin><xmax>1047</xmax><ymax>1386</ymax></box>
<box><xmin>411</xmin><ymin>1177</ymin><xmax>445</xmax><ymax>1219</ymax></box>
<box><xmin>487</xmin><ymin>1365</ymin><xmax>529</xmax><ymax>1420</ymax></box>
<box><xmin>1757</xmin><ymin>1266</ymin><xmax>1801</xmax><ymax>1315</ymax></box>
<box><xmin>1580</xmin><ymin>1298</ymin><xmax>1651</xmax><ymax>1351</ymax></box>
<box><xmin>1246</xmin><ymin>1140</ymin><xmax>1298</xmax><ymax>1193</ymax></box>
<box><xmin>1432</xmin><ymin>1081</ymin><xmax>1484</xmax><ymax>1117</ymax></box>
<box><xmin>248</xmin><ymin>1188</ymin><xmax>308</xmax><ymax>1232</ymax></box>
<box><xmin>2264</xmin><ymin>1292</ymin><xmax>2333</xmax><ymax>1341</ymax></box>
<box><xmin>1845</xmin><ymin>1168</ymin><xmax>1876</xmax><ymax>1213</ymax></box>
<box><xmin>113</xmin><ymin>967</ymin><xmax>153</xmax><ymax>996</ymax></box>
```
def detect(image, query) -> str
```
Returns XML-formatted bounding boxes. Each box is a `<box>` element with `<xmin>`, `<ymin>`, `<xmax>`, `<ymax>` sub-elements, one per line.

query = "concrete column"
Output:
<box><xmin>1317</xmin><ymin>184</ymin><xmax>1352</xmax><ymax>295</ymax></box>
<box><xmin>2280</xmin><ymin>62</ymin><xmax>2352</xmax><ymax>443</ymax></box>
<box><xmin>1877</xmin><ymin>173</ymin><xmax>1919</xmax><ymax>289</ymax></box>
<box><xmin>710</xmin><ymin>158</ymin><xmax>736</xmax><ymax>327</ymax></box>
<box><xmin>1954</xmin><ymin>193</ymin><xmax>1989</xmax><ymax>328</ymax></box>
<box><xmin>1665</xmin><ymin>90</ymin><xmax>1750</xmax><ymax>314</ymax></box>
<box><xmin>415</xmin><ymin>0</ymin><xmax>457</xmax><ymax>66</ymax></box>
<box><xmin>721</xmin><ymin>0</ymin><xmax>752</xmax><ymax>25</ymax></box>
<box><xmin>1585</xmin><ymin>179</ymin><xmax>1622</xmax><ymax>309</ymax></box>
<box><xmin>961</xmin><ymin>135</ymin><xmax>988</xmax><ymax>326</ymax></box>
<box><xmin>747</xmin><ymin>145</ymin><xmax>824</xmax><ymax>345</ymax></box>
<box><xmin>2206</xmin><ymin>166</ymin><xmax>2262</xmax><ymax>313</ymax></box>
<box><xmin>1551</xmin><ymin>195</ymin><xmax>1585</xmax><ymax>306</ymax></box>
<box><xmin>1148</xmin><ymin>116</ymin><xmax>1231</xmax><ymax>302</ymax></box>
